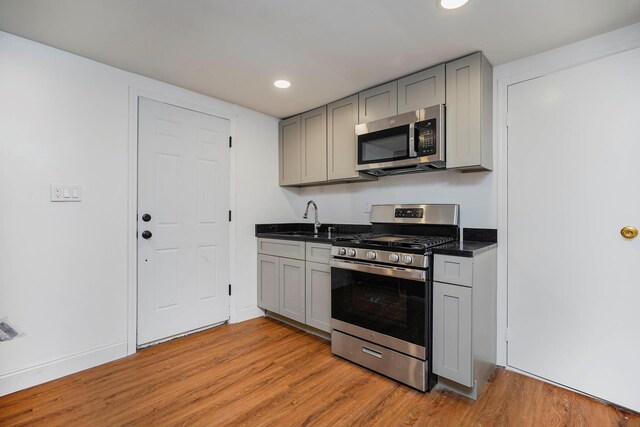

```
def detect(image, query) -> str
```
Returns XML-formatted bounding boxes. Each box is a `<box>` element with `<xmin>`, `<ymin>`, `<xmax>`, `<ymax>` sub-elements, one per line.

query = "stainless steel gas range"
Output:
<box><xmin>329</xmin><ymin>204</ymin><xmax>460</xmax><ymax>391</ymax></box>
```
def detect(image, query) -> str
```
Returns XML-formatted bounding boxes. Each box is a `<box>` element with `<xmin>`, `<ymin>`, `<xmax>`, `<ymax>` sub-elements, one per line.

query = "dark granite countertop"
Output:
<box><xmin>431</xmin><ymin>241</ymin><xmax>497</xmax><ymax>258</ymax></box>
<box><xmin>255</xmin><ymin>223</ymin><xmax>370</xmax><ymax>244</ymax></box>
<box><xmin>433</xmin><ymin>228</ymin><xmax>497</xmax><ymax>257</ymax></box>
<box><xmin>255</xmin><ymin>224</ymin><xmax>498</xmax><ymax>256</ymax></box>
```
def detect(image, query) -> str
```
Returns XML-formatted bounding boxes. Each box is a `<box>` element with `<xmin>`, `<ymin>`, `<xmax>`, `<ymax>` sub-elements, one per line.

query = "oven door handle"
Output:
<box><xmin>330</xmin><ymin>259</ymin><xmax>427</xmax><ymax>282</ymax></box>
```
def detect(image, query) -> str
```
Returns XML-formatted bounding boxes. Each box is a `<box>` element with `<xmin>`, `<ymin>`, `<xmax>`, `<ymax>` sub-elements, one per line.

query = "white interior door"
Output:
<box><xmin>137</xmin><ymin>97</ymin><xmax>230</xmax><ymax>346</ymax></box>
<box><xmin>507</xmin><ymin>47</ymin><xmax>640</xmax><ymax>412</ymax></box>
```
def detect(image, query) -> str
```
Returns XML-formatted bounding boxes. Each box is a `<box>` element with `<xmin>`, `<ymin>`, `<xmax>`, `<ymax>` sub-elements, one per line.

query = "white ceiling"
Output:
<box><xmin>1</xmin><ymin>0</ymin><xmax>639</xmax><ymax>118</ymax></box>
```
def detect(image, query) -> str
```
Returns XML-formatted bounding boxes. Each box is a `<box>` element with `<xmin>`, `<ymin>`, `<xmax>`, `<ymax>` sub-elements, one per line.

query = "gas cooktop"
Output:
<box><xmin>334</xmin><ymin>233</ymin><xmax>455</xmax><ymax>252</ymax></box>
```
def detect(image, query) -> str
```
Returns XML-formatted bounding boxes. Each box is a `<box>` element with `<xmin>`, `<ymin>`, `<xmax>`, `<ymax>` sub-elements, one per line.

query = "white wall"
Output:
<box><xmin>0</xmin><ymin>31</ymin><xmax>290</xmax><ymax>395</ymax></box>
<box><xmin>297</xmin><ymin>170</ymin><xmax>496</xmax><ymax>229</ymax></box>
<box><xmin>232</xmin><ymin>106</ymin><xmax>299</xmax><ymax>321</ymax></box>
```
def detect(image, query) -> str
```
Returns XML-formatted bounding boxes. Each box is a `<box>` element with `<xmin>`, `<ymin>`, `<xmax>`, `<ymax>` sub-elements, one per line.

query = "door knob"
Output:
<box><xmin>620</xmin><ymin>226</ymin><xmax>638</xmax><ymax>239</ymax></box>
<box><xmin>142</xmin><ymin>213</ymin><xmax>151</xmax><ymax>222</ymax></box>
<box><xmin>141</xmin><ymin>230</ymin><xmax>152</xmax><ymax>239</ymax></box>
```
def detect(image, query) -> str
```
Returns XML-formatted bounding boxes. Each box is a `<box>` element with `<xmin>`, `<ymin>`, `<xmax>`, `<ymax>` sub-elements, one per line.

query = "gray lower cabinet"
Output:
<box><xmin>433</xmin><ymin>282</ymin><xmax>473</xmax><ymax>386</ymax></box>
<box><xmin>279</xmin><ymin>257</ymin><xmax>306</xmax><ymax>323</ymax></box>
<box><xmin>257</xmin><ymin>254</ymin><xmax>279</xmax><ymax>312</ymax></box>
<box><xmin>445</xmin><ymin>52</ymin><xmax>493</xmax><ymax>171</ymax></box>
<box><xmin>432</xmin><ymin>249</ymin><xmax>497</xmax><ymax>400</ymax></box>
<box><xmin>305</xmin><ymin>262</ymin><xmax>331</xmax><ymax>333</ymax></box>
<box><xmin>257</xmin><ymin>239</ymin><xmax>332</xmax><ymax>334</ymax></box>
<box><xmin>358</xmin><ymin>81</ymin><xmax>398</xmax><ymax>123</ymax></box>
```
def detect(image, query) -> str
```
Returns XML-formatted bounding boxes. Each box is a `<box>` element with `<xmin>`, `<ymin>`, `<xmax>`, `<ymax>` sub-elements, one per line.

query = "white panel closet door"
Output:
<box><xmin>507</xmin><ymin>47</ymin><xmax>640</xmax><ymax>412</ymax></box>
<box><xmin>137</xmin><ymin>97</ymin><xmax>230</xmax><ymax>346</ymax></box>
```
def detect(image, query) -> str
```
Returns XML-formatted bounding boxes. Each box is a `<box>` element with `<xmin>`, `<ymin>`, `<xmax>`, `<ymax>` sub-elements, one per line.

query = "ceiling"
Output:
<box><xmin>1</xmin><ymin>1</ymin><xmax>639</xmax><ymax>118</ymax></box>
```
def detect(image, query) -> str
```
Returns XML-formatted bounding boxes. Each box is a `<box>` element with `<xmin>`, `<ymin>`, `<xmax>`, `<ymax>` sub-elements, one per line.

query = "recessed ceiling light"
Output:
<box><xmin>438</xmin><ymin>0</ymin><xmax>469</xmax><ymax>9</ymax></box>
<box><xmin>274</xmin><ymin>80</ymin><xmax>291</xmax><ymax>89</ymax></box>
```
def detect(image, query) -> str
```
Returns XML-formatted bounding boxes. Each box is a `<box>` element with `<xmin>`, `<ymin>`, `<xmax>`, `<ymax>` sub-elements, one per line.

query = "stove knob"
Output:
<box><xmin>388</xmin><ymin>253</ymin><xmax>400</xmax><ymax>263</ymax></box>
<box><xmin>347</xmin><ymin>249</ymin><xmax>357</xmax><ymax>257</ymax></box>
<box><xmin>402</xmin><ymin>255</ymin><xmax>414</xmax><ymax>264</ymax></box>
<box><xmin>338</xmin><ymin>247</ymin><xmax>346</xmax><ymax>256</ymax></box>
<box><xmin>366</xmin><ymin>251</ymin><xmax>377</xmax><ymax>260</ymax></box>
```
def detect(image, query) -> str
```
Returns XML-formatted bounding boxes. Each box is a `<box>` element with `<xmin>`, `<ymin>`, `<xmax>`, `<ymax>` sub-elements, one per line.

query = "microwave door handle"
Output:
<box><xmin>408</xmin><ymin>122</ymin><xmax>417</xmax><ymax>158</ymax></box>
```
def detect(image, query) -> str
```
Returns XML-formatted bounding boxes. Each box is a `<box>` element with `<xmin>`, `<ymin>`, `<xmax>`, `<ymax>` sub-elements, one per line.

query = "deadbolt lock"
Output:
<box><xmin>620</xmin><ymin>226</ymin><xmax>638</xmax><ymax>239</ymax></box>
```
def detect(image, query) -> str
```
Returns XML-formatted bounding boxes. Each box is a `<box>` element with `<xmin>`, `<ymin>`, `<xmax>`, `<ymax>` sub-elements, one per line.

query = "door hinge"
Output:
<box><xmin>505</xmin><ymin>113</ymin><xmax>510</xmax><ymax>128</ymax></box>
<box><xmin>505</xmin><ymin>327</ymin><xmax>511</xmax><ymax>342</ymax></box>
<box><xmin>228</xmin><ymin>210</ymin><xmax>232</xmax><ymax>222</ymax></box>
<box><xmin>229</xmin><ymin>136</ymin><xmax>232</xmax><ymax>148</ymax></box>
<box><xmin>228</xmin><ymin>284</ymin><xmax>231</xmax><ymax>296</ymax></box>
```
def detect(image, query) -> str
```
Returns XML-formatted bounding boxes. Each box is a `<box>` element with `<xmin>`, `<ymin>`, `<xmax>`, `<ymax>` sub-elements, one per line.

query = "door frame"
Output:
<box><xmin>127</xmin><ymin>86</ymin><xmax>238</xmax><ymax>355</ymax></box>
<box><xmin>494</xmin><ymin>23</ymin><xmax>640</xmax><ymax>367</ymax></box>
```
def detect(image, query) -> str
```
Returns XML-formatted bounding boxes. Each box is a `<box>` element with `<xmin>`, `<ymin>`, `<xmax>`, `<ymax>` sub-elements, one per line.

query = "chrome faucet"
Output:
<box><xmin>303</xmin><ymin>200</ymin><xmax>321</xmax><ymax>235</ymax></box>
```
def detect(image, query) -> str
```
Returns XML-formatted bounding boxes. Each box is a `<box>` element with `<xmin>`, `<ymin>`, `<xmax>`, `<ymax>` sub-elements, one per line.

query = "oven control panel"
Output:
<box><xmin>330</xmin><ymin>246</ymin><xmax>429</xmax><ymax>269</ymax></box>
<box><xmin>395</xmin><ymin>208</ymin><xmax>424</xmax><ymax>219</ymax></box>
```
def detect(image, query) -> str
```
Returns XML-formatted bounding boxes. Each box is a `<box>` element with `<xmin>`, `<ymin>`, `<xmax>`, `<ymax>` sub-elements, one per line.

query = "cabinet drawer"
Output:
<box><xmin>257</xmin><ymin>238</ymin><xmax>305</xmax><ymax>260</ymax></box>
<box><xmin>434</xmin><ymin>254</ymin><xmax>473</xmax><ymax>287</ymax></box>
<box><xmin>305</xmin><ymin>242</ymin><xmax>332</xmax><ymax>264</ymax></box>
<box><xmin>332</xmin><ymin>330</ymin><xmax>427</xmax><ymax>391</ymax></box>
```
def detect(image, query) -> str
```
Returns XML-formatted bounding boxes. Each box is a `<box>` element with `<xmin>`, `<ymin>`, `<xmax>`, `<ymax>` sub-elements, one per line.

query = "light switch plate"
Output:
<box><xmin>51</xmin><ymin>185</ymin><xmax>82</xmax><ymax>202</ymax></box>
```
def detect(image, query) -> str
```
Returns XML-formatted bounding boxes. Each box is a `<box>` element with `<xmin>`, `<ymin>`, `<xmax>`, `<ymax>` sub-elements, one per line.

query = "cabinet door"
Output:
<box><xmin>358</xmin><ymin>81</ymin><xmax>398</xmax><ymax>123</ymax></box>
<box><xmin>433</xmin><ymin>282</ymin><xmax>473</xmax><ymax>387</ymax></box>
<box><xmin>446</xmin><ymin>52</ymin><xmax>492</xmax><ymax>170</ymax></box>
<box><xmin>327</xmin><ymin>95</ymin><xmax>359</xmax><ymax>180</ymax></box>
<box><xmin>279</xmin><ymin>115</ymin><xmax>301</xmax><ymax>186</ymax></box>
<box><xmin>398</xmin><ymin>65</ymin><xmax>445</xmax><ymax>114</ymax></box>
<box><xmin>305</xmin><ymin>262</ymin><xmax>331</xmax><ymax>333</ymax></box>
<box><xmin>300</xmin><ymin>106</ymin><xmax>327</xmax><ymax>184</ymax></box>
<box><xmin>279</xmin><ymin>258</ymin><xmax>306</xmax><ymax>323</ymax></box>
<box><xmin>257</xmin><ymin>254</ymin><xmax>279</xmax><ymax>313</ymax></box>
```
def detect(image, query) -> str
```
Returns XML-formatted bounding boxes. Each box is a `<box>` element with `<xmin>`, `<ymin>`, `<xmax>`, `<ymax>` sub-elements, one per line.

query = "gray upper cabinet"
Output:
<box><xmin>279</xmin><ymin>115</ymin><xmax>301</xmax><ymax>186</ymax></box>
<box><xmin>445</xmin><ymin>52</ymin><xmax>493</xmax><ymax>171</ymax></box>
<box><xmin>300</xmin><ymin>106</ymin><xmax>327</xmax><ymax>184</ymax></box>
<box><xmin>398</xmin><ymin>65</ymin><xmax>445</xmax><ymax>114</ymax></box>
<box><xmin>358</xmin><ymin>81</ymin><xmax>398</xmax><ymax>124</ymax></box>
<box><xmin>327</xmin><ymin>95</ymin><xmax>375</xmax><ymax>182</ymax></box>
<box><xmin>279</xmin><ymin>52</ymin><xmax>493</xmax><ymax>187</ymax></box>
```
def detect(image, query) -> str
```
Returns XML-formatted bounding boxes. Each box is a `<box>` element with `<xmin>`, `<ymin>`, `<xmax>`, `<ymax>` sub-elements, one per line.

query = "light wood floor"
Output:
<box><xmin>0</xmin><ymin>317</ymin><xmax>637</xmax><ymax>426</ymax></box>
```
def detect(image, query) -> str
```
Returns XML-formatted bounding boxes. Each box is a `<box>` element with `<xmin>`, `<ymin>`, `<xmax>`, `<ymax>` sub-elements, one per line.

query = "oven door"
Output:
<box><xmin>330</xmin><ymin>259</ymin><xmax>430</xmax><ymax>359</ymax></box>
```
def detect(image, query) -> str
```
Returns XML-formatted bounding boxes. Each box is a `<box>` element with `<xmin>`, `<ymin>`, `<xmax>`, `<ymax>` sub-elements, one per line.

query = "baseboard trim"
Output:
<box><xmin>0</xmin><ymin>341</ymin><xmax>128</xmax><ymax>397</ymax></box>
<box><xmin>235</xmin><ymin>306</ymin><xmax>265</xmax><ymax>323</ymax></box>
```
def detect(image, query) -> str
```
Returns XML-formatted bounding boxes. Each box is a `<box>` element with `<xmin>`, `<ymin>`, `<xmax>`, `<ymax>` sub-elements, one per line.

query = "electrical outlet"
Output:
<box><xmin>51</xmin><ymin>185</ymin><xmax>82</xmax><ymax>202</ymax></box>
<box><xmin>364</xmin><ymin>202</ymin><xmax>372</xmax><ymax>213</ymax></box>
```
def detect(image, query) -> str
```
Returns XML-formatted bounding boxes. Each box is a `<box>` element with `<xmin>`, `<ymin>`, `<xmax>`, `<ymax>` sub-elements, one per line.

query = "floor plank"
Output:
<box><xmin>0</xmin><ymin>317</ymin><xmax>637</xmax><ymax>426</ymax></box>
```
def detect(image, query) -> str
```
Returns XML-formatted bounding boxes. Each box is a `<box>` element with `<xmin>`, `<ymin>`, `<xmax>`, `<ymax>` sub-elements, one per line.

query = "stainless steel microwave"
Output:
<box><xmin>355</xmin><ymin>104</ymin><xmax>445</xmax><ymax>175</ymax></box>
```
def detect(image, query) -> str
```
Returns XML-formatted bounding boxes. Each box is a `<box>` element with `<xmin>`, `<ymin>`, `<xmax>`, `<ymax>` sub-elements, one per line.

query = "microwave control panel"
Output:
<box><xmin>416</xmin><ymin>119</ymin><xmax>437</xmax><ymax>156</ymax></box>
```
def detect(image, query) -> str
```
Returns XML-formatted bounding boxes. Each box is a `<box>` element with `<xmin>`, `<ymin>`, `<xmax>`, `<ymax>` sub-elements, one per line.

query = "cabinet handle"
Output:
<box><xmin>362</xmin><ymin>346</ymin><xmax>383</xmax><ymax>359</ymax></box>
